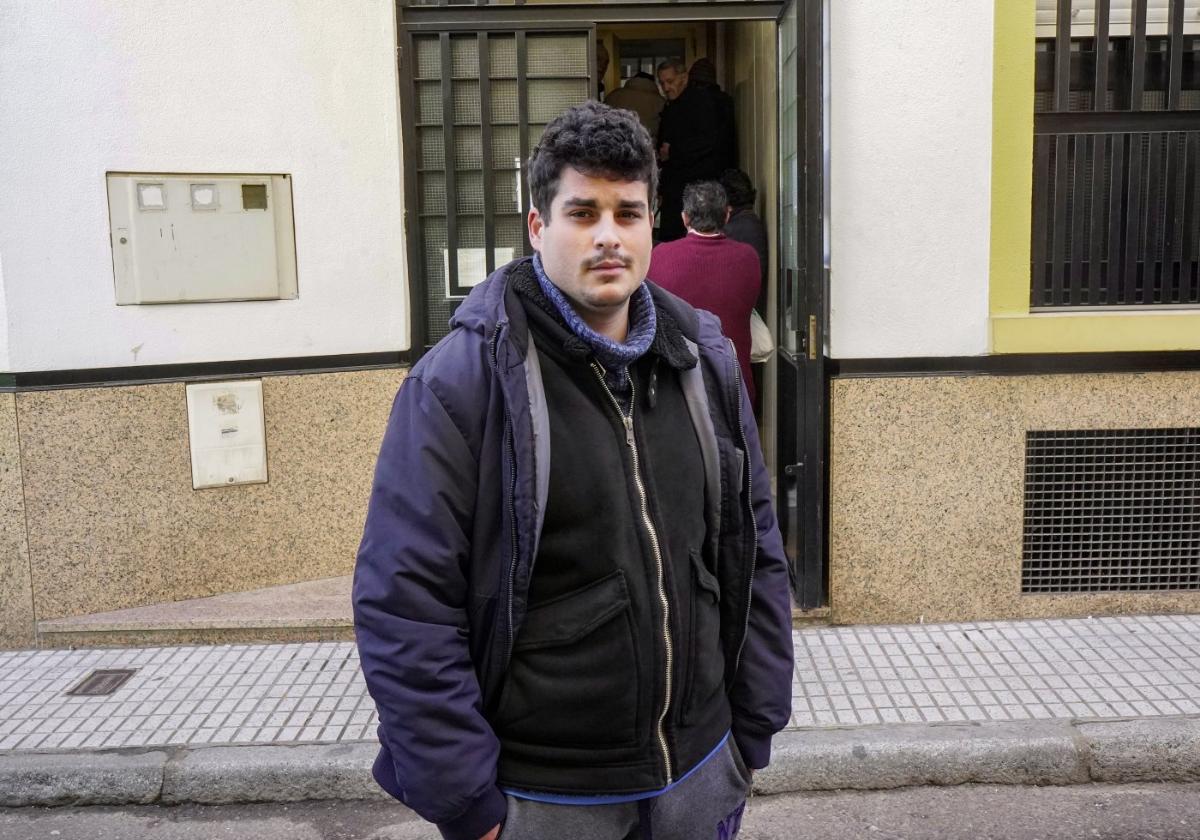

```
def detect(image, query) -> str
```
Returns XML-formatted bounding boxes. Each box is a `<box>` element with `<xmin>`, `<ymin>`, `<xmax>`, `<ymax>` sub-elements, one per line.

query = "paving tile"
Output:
<box><xmin>0</xmin><ymin>616</ymin><xmax>1197</xmax><ymax>754</ymax></box>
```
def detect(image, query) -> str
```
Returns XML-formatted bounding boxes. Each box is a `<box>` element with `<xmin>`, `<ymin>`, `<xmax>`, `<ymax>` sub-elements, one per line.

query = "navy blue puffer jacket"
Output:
<box><xmin>353</xmin><ymin>259</ymin><xmax>793</xmax><ymax>840</ymax></box>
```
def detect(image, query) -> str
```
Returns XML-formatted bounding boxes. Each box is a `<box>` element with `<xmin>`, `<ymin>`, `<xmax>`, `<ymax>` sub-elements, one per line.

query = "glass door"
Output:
<box><xmin>776</xmin><ymin>0</ymin><xmax>827</xmax><ymax>609</ymax></box>
<box><xmin>401</xmin><ymin>26</ymin><xmax>596</xmax><ymax>348</ymax></box>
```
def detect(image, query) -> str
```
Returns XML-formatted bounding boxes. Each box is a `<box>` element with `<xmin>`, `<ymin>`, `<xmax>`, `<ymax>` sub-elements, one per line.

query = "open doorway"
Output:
<box><xmin>598</xmin><ymin>20</ymin><xmax>780</xmax><ymax>474</ymax></box>
<box><xmin>396</xmin><ymin>0</ymin><xmax>827</xmax><ymax>608</ymax></box>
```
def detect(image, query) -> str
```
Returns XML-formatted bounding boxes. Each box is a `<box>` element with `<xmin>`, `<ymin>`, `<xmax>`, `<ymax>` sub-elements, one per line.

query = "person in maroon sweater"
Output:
<box><xmin>648</xmin><ymin>180</ymin><xmax>762</xmax><ymax>404</ymax></box>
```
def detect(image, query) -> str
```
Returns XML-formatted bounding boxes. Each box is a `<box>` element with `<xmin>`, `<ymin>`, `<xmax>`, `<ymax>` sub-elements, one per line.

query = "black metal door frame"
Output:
<box><xmin>397</xmin><ymin>1</ymin><xmax>783</xmax><ymax>354</ymax></box>
<box><xmin>399</xmin><ymin>2</ymin><xmax>783</xmax><ymax>26</ymax></box>
<box><xmin>775</xmin><ymin>0</ymin><xmax>828</xmax><ymax>609</ymax></box>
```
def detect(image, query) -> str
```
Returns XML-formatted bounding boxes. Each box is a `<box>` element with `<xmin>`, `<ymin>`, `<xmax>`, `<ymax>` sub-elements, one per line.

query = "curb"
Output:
<box><xmin>160</xmin><ymin>743</ymin><xmax>391</xmax><ymax>805</ymax></box>
<box><xmin>0</xmin><ymin>743</ymin><xmax>387</xmax><ymax>808</ymax></box>
<box><xmin>753</xmin><ymin>720</ymin><xmax>1089</xmax><ymax>793</ymax></box>
<box><xmin>1</xmin><ymin>716</ymin><xmax>1198</xmax><ymax>808</ymax></box>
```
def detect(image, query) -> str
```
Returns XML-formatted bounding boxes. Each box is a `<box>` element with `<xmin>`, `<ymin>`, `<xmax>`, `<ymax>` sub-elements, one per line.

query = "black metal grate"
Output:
<box><xmin>66</xmin><ymin>669</ymin><xmax>137</xmax><ymax>697</ymax></box>
<box><xmin>1023</xmin><ymin>428</ymin><xmax>1200</xmax><ymax>593</ymax></box>
<box><xmin>1030</xmin><ymin>2</ymin><xmax>1200</xmax><ymax>310</ymax></box>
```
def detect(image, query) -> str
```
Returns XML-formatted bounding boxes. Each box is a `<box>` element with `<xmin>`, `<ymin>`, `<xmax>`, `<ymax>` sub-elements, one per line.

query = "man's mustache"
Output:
<box><xmin>585</xmin><ymin>253</ymin><xmax>633</xmax><ymax>269</ymax></box>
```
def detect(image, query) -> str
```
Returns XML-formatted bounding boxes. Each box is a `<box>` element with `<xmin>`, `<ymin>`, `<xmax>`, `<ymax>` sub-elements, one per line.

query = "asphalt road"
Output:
<box><xmin>1</xmin><ymin>784</ymin><xmax>1199</xmax><ymax>840</ymax></box>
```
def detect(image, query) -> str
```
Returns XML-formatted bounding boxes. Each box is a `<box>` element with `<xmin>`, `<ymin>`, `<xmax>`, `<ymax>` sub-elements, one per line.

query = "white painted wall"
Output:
<box><xmin>0</xmin><ymin>0</ymin><xmax>408</xmax><ymax>371</ymax></box>
<box><xmin>0</xmin><ymin>251</ymin><xmax>10</xmax><ymax>371</ymax></box>
<box><xmin>829</xmin><ymin>0</ymin><xmax>994</xmax><ymax>358</ymax></box>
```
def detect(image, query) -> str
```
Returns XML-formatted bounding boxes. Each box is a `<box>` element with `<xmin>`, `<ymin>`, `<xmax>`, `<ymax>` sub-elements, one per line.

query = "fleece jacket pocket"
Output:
<box><xmin>494</xmin><ymin>570</ymin><xmax>642</xmax><ymax>749</ymax></box>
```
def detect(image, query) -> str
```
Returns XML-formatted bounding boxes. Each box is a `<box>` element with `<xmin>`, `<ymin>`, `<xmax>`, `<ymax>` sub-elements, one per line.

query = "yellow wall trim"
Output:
<box><xmin>988</xmin><ymin>0</ymin><xmax>1036</xmax><ymax>321</ymax></box>
<box><xmin>994</xmin><ymin>311</ymin><xmax>1200</xmax><ymax>354</ymax></box>
<box><xmin>987</xmin><ymin>1</ymin><xmax>1200</xmax><ymax>353</ymax></box>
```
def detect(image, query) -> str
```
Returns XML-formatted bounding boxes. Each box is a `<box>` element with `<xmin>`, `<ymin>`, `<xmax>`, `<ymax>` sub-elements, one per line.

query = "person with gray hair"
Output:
<box><xmin>655</xmin><ymin>57</ymin><xmax>688</xmax><ymax>101</ymax></box>
<box><xmin>648</xmin><ymin>180</ymin><xmax>763</xmax><ymax>404</ymax></box>
<box><xmin>680</xmin><ymin>181</ymin><xmax>728</xmax><ymax>233</ymax></box>
<box><xmin>655</xmin><ymin>57</ymin><xmax>722</xmax><ymax>241</ymax></box>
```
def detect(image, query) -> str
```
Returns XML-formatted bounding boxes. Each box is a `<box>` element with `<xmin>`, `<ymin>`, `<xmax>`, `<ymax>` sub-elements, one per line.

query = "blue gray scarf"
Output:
<box><xmin>532</xmin><ymin>253</ymin><xmax>656</xmax><ymax>394</ymax></box>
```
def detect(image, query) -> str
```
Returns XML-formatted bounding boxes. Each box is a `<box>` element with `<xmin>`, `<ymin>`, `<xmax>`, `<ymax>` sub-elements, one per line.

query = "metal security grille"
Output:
<box><xmin>1031</xmin><ymin>0</ymin><xmax>1200</xmax><ymax>309</ymax></box>
<box><xmin>1023</xmin><ymin>427</ymin><xmax>1200</xmax><ymax>593</ymax></box>
<box><xmin>66</xmin><ymin>669</ymin><xmax>137</xmax><ymax>696</ymax></box>
<box><xmin>405</xmin><ymin>29</ymin><xmax>593</xmax><ymax>347</ymax></box>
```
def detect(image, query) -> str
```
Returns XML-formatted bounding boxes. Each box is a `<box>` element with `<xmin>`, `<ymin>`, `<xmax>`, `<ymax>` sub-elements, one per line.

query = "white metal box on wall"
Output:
<box><xmin>106</xmin><ymin>173</ymin><xmax>298</xmax><ymax>304</ymax></box>
<box><xmin>185</xmin><ymin>380</ymin><xmax>269</xmax><ymax>489</ymax></box>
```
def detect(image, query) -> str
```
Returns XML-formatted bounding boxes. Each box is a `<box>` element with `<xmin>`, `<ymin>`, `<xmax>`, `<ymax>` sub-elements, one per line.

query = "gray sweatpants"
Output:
<box><xmin>499</xmin><ymin>737</ymin><xmax>752</xmax><ymax>840</ymax></box>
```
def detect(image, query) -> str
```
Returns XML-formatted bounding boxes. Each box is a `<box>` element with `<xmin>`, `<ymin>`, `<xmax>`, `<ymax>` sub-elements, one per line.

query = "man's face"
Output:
<box><xmin>528</xmin><ymin>167</ymin><xmax>653</xmax><ymax>331</ymax></box>
<box><xmin>657</xmin><ymin>67</ymin><xmax>687</xmax><ymax>100</ymax></box>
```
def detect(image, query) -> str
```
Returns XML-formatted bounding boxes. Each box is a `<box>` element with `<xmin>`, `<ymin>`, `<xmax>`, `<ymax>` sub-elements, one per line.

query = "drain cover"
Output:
<box><xmin>66</xmin><ymin>668</ymin><xmax>137</xmax><ymax>696</ymax></box>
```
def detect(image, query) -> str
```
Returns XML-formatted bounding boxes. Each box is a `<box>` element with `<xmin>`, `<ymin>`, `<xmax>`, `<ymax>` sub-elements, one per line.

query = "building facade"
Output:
<box><xmin>1</xmin><ymin>0</ymin><xmax>1197</xmax><ymax>647</ymax></box>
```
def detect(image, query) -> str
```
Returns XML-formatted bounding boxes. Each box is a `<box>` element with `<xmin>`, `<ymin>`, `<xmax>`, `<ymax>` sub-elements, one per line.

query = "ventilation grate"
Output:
<box><xmin>1023</xmin><ymin>428</ymin><xmax>1200</xmax><ymax>593</ymax></box>
<box><xmin>66</xmin><ymin>668</ymin><xmax>137</xmax><ymax>697</ymax></box>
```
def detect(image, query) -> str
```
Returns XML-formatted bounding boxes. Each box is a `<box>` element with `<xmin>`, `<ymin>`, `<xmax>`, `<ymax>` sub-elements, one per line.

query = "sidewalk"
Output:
<box><xmin>2</xmin><ymin>614</ymin><xmax>1199</xmax><ymax>806</ymax></box>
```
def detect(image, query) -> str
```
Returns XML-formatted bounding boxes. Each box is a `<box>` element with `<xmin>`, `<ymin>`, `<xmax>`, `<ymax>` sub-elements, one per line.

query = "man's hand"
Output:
<box><xmin>479</xmin><ymin>825</ymin><xmax>501</xmax><ymax>840</ymax></box>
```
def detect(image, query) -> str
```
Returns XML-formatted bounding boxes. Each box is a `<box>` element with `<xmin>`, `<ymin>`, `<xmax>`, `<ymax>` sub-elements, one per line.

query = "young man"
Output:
<box><xmin>648</xmin><ymin>181</ymin><xmax>762</xmax><ymax>405</ymax></box>
<box><xmin>353</xmin><ymin>102</ymin><xmax>793</xmax><ymax>840</ymax></box>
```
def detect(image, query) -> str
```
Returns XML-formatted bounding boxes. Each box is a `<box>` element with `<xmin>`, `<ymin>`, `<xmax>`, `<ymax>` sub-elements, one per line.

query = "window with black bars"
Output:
<box><xmin>1023</xmin><ymin>427</ymin><xmax>1200</xmax><ymax>593</ymax></box>
<box><xmin>408</xmin><ymin>31</ymin><xmax>592</xmax><ymax>345</ymax></box>
<box><xmin>1032</xmin><ymin>0</ymin><xmax>1200</xmax><ymax>309</ymax></box>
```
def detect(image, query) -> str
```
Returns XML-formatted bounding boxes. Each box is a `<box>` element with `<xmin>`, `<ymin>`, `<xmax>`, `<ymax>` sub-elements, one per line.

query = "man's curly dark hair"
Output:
<box><xmin>528</xmin><ymin>101</ymin><xmax>658</xmax><ymax>219</ymax></box>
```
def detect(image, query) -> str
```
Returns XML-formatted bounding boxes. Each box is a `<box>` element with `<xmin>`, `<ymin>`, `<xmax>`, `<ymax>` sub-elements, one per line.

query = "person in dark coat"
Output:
<box><xmin>720</xmin><ymin>168</ymin><xmax>770</xmax><ymax>315</ymax></box>
<box><xmin>353</xmin><ymin>102</ymin><xmax>794</xmax><ymax>840</ymax></box>
<box><xmin>689</xmin><ymin>58</ymin><xmax>738</xmax><ymax>173</ymax></box>
<box><xmin>656</xmin><ymin>58</ymin><xmax>723</xmax><ymax>242</ymax></box>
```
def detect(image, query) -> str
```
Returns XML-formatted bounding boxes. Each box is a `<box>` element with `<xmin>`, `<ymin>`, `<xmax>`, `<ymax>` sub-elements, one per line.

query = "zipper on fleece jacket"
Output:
<box><xmin>590</xmin><ymin>362</ymin><xmax>675</xmax><ymax>786</ymax></box>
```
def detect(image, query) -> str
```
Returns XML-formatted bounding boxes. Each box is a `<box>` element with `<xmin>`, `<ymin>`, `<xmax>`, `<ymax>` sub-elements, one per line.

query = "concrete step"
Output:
<box><xmin>39</xmin><ymin>577</ymin><xmax>829</xmax><ymax>648</ymax></box>
<box><xmin>36</xmin><ymin>576</ymin><xmax>353</xmax><ymax>648</ymax></box>
<box><xmin>792</xmin><ymin>605</ymin><xmax>832</xmax><ymax>627</ymax></box>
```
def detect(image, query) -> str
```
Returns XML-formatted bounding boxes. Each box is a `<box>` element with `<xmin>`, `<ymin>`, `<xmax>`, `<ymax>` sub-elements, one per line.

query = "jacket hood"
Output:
<box><xmin>447</xmin><ymin>258</ymin><xmax>521</xmax><ymax>336</ymax></box>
